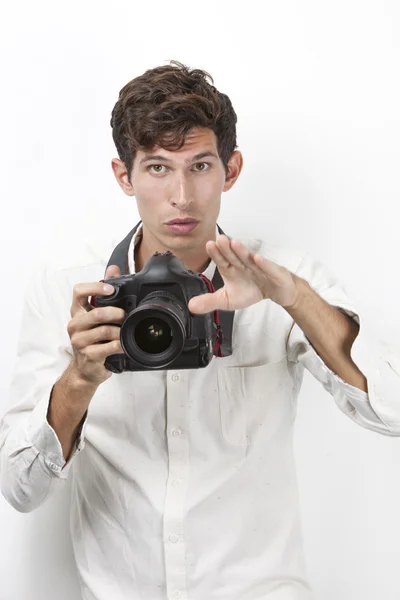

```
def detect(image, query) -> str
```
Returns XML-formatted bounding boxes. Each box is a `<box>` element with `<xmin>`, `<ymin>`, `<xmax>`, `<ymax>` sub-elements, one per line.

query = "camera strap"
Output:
<box><xmin>105</xmin><ymin>221</ymin><xmax>235</xmax><ymax>357</ymax></box>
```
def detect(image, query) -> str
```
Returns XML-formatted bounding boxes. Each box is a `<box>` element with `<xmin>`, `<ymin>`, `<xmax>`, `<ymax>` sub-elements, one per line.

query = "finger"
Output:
<box><xmin>86</xmin><ymin>265</ymin><xmax>123</xmax><ymax>314</ymax></box>
<box><xmin>70</xmin><ymin>306</ymin><xmax>126</xmax><ymax>333</ymax></box>
<box><xmin>216</xmin><ymin>236</ymin><xmax>246</xmax><ymax>269</ymax></box>
<box><xmin>253</xmin><ymin>253</ymin><xmax>285</xmax><ymax>281</ymax></box>
<box><xmin>229</xmin><ymin>239</ymin><xmax>256</xmax><ymax>267</ymax></box>
<box><xmin>228</xmin><ymin>241</ymin><xmax>280</xmax><ymax>280</ymax></box>
<box><xmin>188</xmin><ymin>288</ymin><xmax>227</xmax><ymax>314</ymax></box>
<box><xmin>206</xmin><ymin>240</ymin><xmax>230</xmax><ymax>269</ymax></box>
<box><xmin>71</xmin><ymin>324</ymin><xmax>122</xmax><ymax>350</ymax></box>
<box><xmin>227</xmin><ymin>241</ymin><xmax>284</xmax><ymax>290</ymax></box>
<box><xmin>71</xmin><ymin>282</ymin><xmax>115</xmax><ymax>317</ymax></box>
<box><xmin>79</xmin><ymin>339</ymin><xmax>123</xmax><ymax>362</ymax></box>
<box><xmin>86</xmin><ymin>306</ymin><xmax>126</xmax><ymax>328</ymax></box>
<box><xmin>71</xmin><ymin>265</ymin><xmax>122</xmax><ymax>318</ymax></box>
<box><xmin>104</xmin><ymin>264</ymin><xmax>122</xmax><ymax>281</ymax></box>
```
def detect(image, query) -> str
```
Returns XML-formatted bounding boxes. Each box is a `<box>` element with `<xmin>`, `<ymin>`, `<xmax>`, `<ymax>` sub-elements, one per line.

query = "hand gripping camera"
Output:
<box><xmin>90</xmin><ymin>251</ymin><xmax>222</xmax><ymax>373</ymax></box>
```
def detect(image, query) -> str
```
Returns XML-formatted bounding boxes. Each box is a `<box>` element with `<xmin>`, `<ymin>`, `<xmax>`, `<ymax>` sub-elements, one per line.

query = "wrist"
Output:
<box><xmin>282</xmin><ymin>276</ymin><xmax>311</xmax><ymax>313</ymax></box>
<box><xmin>67</xmin><ymin>361</ymin><xmax>102</xmax><ymax>391</ymax></box>
<box><xmin>49</xmin><ymin>363</ymin><xmax>98</xmax><ymax>419</ymax></box>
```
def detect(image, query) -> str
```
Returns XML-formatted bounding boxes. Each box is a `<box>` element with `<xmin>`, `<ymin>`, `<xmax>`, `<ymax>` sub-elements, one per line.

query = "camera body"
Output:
<box><xmin>91</xmin><ymin>251</ymin><xmax>214</xmax><ymax>373</ymax></box>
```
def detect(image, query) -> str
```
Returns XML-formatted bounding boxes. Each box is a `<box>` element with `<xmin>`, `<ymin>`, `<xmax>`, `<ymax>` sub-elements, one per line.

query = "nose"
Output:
<box><xmin>170</xmin><ymin>174</ymin><xmax>193</xmax><ymax>210</ymax></box>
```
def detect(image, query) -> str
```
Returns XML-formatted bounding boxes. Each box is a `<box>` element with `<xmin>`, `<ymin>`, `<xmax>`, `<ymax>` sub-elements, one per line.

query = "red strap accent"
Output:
<box><xmin>199</xmin><ymin>275</ymin><xmax>224</xmax><ymax>358</ymax></box>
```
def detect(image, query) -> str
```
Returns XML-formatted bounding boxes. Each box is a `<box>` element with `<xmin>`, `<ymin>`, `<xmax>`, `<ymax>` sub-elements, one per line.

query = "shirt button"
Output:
<box><xmin>172</xmin><ymin>479</ymin><xmax>181</xmax><ymax>487</ymax></box>
<box><xmin>172</xmin><ymin>591</ymin><xmax>182</xmax><ymax>600</ymax></box>
<box><xmin>171</xmin><ymin>428</ymin><xmax>182</xmax><ymax>437</ymax></box>
<box><xmin>47</xmin><ymin>461</ymin><xmax>61</xmax><ymax>472</ymax></box>
<box><xmin>171</xmin><ymin>373</ymin><xmax>180</xmax><ymax>382</ymax></box>
<box><xmin>169</xmin><ymin>534</ymin><xmax>179</xmax><ymax>543</ymax></box>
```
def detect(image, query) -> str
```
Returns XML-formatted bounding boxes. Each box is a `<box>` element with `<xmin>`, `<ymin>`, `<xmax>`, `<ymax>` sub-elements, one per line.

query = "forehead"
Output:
<box><xmin>139</xmin><ymin>127</ymin><xmax>218</xmax><ymax>158</ymax></box>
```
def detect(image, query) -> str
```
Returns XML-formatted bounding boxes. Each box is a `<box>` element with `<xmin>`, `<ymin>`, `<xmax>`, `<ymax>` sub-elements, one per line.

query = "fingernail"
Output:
<box><xmin>103</xmin><ymin>284</ymin><xmax>114</xmax><ymax>293</ymax></box>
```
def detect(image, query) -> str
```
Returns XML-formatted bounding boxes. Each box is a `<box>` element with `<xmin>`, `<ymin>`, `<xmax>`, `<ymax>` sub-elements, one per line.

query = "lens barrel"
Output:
<box><xmin>120</xmin><ymin>291</ymin><xmax>187</xmax><ymax>368</ymax></box>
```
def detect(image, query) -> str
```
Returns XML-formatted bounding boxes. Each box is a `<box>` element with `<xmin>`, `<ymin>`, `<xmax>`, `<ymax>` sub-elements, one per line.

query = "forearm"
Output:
<box><xmin>47</xmin><ymin>363</ymin><xmax>98</xmax><ymax>462</ymax></box>
<box><xmin>0</xmin><ymin>364</ymin><xmax>98</xmax><ymax>513</ymax></box>
<box><xmin>285</xmin><ymin>277</ymin><xmax>368</xmax><ymax>392</ymax></box>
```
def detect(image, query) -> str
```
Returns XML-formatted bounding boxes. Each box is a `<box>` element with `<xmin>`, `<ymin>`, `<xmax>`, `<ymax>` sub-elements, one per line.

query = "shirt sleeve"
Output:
<box><xmin>0</xmin><ymin>266</ymin><xmax>88</xmax><ymax>513</ymax></box>
<box><xmin>286</xmin><ymin>253</ymin><xmax>400</xmax><ymax>437</ymax></box>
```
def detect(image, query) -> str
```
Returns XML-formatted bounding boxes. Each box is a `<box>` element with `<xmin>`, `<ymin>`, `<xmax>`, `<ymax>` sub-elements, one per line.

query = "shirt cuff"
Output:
<box><xmin>26</xmin><ymin>385</ymin><xmax>87</xmax><ymax>478</ymax></box>
<box><xmin>308</xmin><ymin>304</ymin><xmax>399</xmax><ymax>432</ymax></box>
<box><xmin>316</xmin><ymin>306</ymin><xmax>369</xmax><ymax>396</ymax></box>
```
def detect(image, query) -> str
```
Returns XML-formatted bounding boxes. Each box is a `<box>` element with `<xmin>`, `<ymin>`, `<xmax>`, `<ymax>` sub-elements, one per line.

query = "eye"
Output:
<box><xmin>148</xmin><ymin>164</ymin><xmax>167</xmax><ymax>174</ymax></box>
<box><xmin>192</xmin><ymin>162</ymin><xmax>210</xmax><ymax>172</ymax></box>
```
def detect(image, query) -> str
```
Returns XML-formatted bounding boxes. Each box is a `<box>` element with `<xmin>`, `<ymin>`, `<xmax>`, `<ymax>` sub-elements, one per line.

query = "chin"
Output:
<box><xmin>166</xmin><ymin>237</ymin><xmax>199</xmax><ymax>251</ymax></box>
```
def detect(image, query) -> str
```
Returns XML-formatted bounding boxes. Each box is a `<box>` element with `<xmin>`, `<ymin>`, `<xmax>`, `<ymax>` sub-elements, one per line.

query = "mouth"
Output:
<box><xmin>166</xmin><ymin>218</ymin><xmax>199</xmax><ymax>225</ymax></box>
<box><xmin>165</xmin><ymin>218</ymin><xmax>199</xmax><ymax>235</ymax></box>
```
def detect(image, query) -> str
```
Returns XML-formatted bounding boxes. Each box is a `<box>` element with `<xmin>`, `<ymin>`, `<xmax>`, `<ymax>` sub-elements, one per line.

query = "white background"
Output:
<box><xmin>0</xmin><ymin>1</ymin><xmax>399</xmax><ymax>599</ymax></box>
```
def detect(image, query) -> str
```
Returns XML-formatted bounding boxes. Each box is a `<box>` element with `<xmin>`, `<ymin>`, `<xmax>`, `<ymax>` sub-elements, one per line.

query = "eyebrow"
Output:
<box><xmin>139</xmin><ymin>151</ymin><xmax>219</xmax><ymax>165</ymax></box>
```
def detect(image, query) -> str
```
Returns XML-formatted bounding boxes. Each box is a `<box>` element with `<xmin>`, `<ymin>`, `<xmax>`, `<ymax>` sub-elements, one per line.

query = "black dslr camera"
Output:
<box><xmin>91</xmin><ymin>252</ymin><xmax>215</xmax><ymax>372</ymax></box>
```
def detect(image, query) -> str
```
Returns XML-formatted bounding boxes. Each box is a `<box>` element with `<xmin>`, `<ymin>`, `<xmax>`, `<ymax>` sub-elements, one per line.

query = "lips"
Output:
<box><xmin>165</xmin><ymin>218</ymin><xmax>199</xmax><ymax>235</ymax></box>
<box><xmin>166</xmin><ymin>218</ymin><xmax>198</xmax><ymax>225</ymax></box>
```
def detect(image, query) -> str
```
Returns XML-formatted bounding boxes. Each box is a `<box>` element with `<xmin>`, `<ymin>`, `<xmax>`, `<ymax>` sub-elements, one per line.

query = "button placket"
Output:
<box><xmin>163</xmin><ymin>371</ymin><xmax>189</xmax><ymax>600</ymax></box>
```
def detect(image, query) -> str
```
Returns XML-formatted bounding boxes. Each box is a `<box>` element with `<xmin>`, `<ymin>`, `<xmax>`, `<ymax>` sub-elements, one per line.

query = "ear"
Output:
<box><xmin>222</xmin><ymin>150</ymin><xmax>243</xmax><ymax>192</ymax></box>
<box><xmin>111</xmin><ymin>158</ymin><xmax>135</xmax><ymax>196</ymax></box>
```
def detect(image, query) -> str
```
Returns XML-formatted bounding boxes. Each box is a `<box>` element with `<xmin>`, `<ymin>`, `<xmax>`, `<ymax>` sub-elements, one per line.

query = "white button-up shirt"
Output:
<box><xmin>1</xmin><ymin>228</ymin><xmax>400</xmax><ymax>600</ymax></box>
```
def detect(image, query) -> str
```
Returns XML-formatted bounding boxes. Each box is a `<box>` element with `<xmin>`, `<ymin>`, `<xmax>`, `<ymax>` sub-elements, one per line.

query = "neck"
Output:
<box><xmin>135</xmin><ymin>225</ymin><xmax>216</xmax><ymax>273</ymax></box>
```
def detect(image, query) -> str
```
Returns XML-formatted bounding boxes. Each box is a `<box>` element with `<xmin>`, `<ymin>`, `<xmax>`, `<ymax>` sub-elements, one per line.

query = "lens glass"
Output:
<box><xmin>134</xmin><ymin>316</ymin><xmax>173</xmax><ymax>354</ymax></box>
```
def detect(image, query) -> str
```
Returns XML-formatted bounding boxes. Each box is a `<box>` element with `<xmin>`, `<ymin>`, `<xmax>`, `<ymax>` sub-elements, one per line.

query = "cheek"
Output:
<box><xmin>194</xmin><ymin>176</ymin><xmax>223</xmax><ymax>207</ymax></box>
<box><xmin>134</xmin><ymin>180</ymin><xmax>166</xmax><ymax>211</ymax></box>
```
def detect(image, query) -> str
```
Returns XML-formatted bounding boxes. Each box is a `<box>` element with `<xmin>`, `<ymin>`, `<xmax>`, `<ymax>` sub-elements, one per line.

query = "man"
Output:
<box><xmin>1</xmin><ymin>61</ymin><xmax>399</xmax><ymax>600</ymax></box>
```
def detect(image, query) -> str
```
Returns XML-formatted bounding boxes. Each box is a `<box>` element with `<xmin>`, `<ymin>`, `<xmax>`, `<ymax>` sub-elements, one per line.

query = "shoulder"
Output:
<box><xmin>240</xmin><ymin>236</ymin><xmax>345</xmax><ymax>293</ymax></box>
<box><xmin>27</xmin><ymin>231</ymin><xmax>125</xmax><ymax>299</ymax></box>
<box><xmin>37</xmin><ymin>232</ymin><xmax>121</xmax><ymax>272</ymax></box>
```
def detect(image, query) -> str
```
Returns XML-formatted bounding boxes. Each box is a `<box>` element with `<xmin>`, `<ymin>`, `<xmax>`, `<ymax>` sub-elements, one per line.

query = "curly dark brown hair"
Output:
<box><xmin>110</xmin><ymin>60</ymin><xmax>238</xmax><ymax>182</ymax></box>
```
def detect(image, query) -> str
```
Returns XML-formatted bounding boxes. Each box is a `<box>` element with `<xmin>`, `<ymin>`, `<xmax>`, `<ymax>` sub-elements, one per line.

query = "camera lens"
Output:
<box><xmin>134</xmin><ymin>317</ymin><xmax>173</xmax><ymax>354</ymax></box>
<box><xmin>120</xmin><ymin>290</ymin><xmax>187</xmax><ymax>368</ymax></box>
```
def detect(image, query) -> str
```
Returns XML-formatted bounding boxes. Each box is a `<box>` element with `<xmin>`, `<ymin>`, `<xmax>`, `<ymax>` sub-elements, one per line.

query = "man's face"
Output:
<box><xmin>124</xmin><ymin>127</ymin><xmax>242</xmax><ymax>253</ymax></box>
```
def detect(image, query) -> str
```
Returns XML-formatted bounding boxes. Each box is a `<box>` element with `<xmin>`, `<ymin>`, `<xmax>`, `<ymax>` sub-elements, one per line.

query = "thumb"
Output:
<box><xmin>188</xmin><ymin>289</ymin><xmax>225</xmax><ymax>315</ymax></box>
<box><xmin>104</xmin><ymin>264</ymin><xmax>122</xmax><ymax>281</ymax></box>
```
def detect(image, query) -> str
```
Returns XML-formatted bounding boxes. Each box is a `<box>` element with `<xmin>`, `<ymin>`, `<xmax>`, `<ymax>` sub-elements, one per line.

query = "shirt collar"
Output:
<box><xmin>128</xmin><ymin>225</ymin><xmax>217</xmax><ymax>279</ymax></box>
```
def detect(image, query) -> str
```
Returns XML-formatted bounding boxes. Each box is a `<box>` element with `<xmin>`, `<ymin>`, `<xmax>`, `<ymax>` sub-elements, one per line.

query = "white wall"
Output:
<box><xmin>1</xmin><ymin>1</ymin><xmax>399</xmax><ymax>598</ymax></box>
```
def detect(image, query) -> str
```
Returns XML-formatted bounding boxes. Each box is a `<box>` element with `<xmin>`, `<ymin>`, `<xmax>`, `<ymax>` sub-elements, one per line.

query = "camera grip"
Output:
<box><xmin>104</xmin><ymin>354</ymin><xmax>127</xmax><ymax>374</ymax></box>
